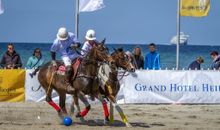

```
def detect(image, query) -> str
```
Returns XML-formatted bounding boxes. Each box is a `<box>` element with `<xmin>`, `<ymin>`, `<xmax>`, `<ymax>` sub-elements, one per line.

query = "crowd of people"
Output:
<box><xmin>187</xmin><ymin>51</ymin><xmax>220</xmax><ymax>70</ymax></box>
<box><xmin>0</xmin><ymin>28</ymin><xmax>220</xmax><ymax>71</ymax></box>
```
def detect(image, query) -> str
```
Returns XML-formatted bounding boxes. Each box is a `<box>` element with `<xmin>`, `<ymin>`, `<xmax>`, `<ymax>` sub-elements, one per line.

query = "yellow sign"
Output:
<box><xmin>0</xmin><ymin>69</ymin><xmax>25</xmax><ymax>102</ymax></box>
<box><xmin>181</xmin><ymin>0</ymin><xmax>210</xmax><ymax>17</ymax></box>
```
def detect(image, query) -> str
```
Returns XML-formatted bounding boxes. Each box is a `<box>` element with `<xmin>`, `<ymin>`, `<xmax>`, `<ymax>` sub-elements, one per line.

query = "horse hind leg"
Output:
<box><xmin>77</xmin><ymin>92</ymin><xmax>91</xmax><ymax>118</ymax></box>
<box><xmin>72</xmin><ymin>92</ymin><xmax>86</xmax><ymax>122</ymax></box>
<box><xmin>70</xmin><ymin>99</ymin><xmax>75</xmax><ymax>116</ymax></box>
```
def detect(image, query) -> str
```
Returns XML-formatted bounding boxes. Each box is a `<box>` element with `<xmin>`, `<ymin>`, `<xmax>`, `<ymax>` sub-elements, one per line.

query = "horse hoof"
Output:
<box><xmin>103</xmin><ymin>116</ymin><xmax>110</xmax><ymax>124</ymax></box>
<box><xmin>75</xmin><ymin>113</ymin><xmax>82</xmax><ymax>118</ymax></box>
<box><xmin>103</xmin><ymin>120</ymin><xmax>110</xmax><ymax>125</ymax></box>
<box><xmin>58</xmin><ymin>113</ymin><xmax>64</xmax><ymax>123</ymax></box>
<box><xmin>125</xmin><ymin>122</ymin><xmax>132</xmax><ymax>128</ymax></box>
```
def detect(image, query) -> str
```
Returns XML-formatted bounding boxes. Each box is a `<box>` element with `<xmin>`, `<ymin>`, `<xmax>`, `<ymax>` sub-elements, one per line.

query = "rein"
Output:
<box><xmin>99</xmin><ymin>63</ymin><xmax>130</xmax><ymax>85</ymax></box>
<box><xmin>75</xmin><ymin>47</ymin><xmax>109</xmax><ymax>80</ymax></box>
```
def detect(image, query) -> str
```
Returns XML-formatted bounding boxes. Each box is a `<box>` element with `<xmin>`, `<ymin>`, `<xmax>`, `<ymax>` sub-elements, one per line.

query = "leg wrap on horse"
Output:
<box><xmin>48</xmin><ymin>100</ymin><xmax>61</xmax><ymax>112</ymax></box>
<box><xmin>102</xmin><ymin>100</ymin><xmax>109</xmax><ymax>117</ymax></box>
<box><xmin>80</xmin><ymin>105</ymin><xmax>91</xmax><ymax>117</ymax></box>
<box><xmin>115</xmin><ymin>104</ymin><xmax>128</xmax><ymax>123</ymax></box>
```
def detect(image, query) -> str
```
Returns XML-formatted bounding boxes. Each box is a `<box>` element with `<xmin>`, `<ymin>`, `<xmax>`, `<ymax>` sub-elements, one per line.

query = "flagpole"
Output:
<box><xmin>75</xmin><ymin>0</ymin><xmax>79</xmax><ymax>38</ymax></box>
<box><xmin>176</xmin><ymin>0</ymin><xmax>181</xmax><ymax>70</ymax></box>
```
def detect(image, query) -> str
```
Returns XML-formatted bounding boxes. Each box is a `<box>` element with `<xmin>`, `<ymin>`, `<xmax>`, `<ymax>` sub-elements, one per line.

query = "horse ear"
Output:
<box><xmin>118</xmin><ymin>47</ymin><xmax>123</xmax><ymax>52</ymax></box>
<box><xmin>113</xmin><ymin>48</ymin><xmax>117</xmax><ymax>52</ymax></box>
<box><xmin>101</xmin><ymin>38</ymin><xmax>106</xmax><ymax>44</ymax></box>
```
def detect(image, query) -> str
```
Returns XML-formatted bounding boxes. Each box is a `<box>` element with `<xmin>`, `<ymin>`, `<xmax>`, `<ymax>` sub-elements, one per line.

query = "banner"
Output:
<box><xmin>0</xmin><ymin>0</ymin><xmax>4</xmax><ymax>15</ymax></box>
<box><xmin>123</xmin><ymin>70</ymin><xmax>220</xmax><ymax>104</ymax></box>
<box><xmin>25</xmin><ymin>70</ymin><xmax>220</xmax><ymax>104</ymax></box>
<box><xmin>25</xmin><ymin>69</ymin><xmax>124</xmax><ymax>104</ymax></box>
<box><xmin>25</xmin><ymin>69</ymin><xmax>74</xmax><ymax>103</ymax></box>
<box><xmin>79</xmin><ymin>0</ymin><xmax>105</xmax><ymax>12</ymax></box>
<box><xmin>0</xmin><ymin>69</ymin><xmax>25</xmax><ymax>102</ymax></box>
<box><xmin>180</xmin><ymin>0</ymin><xmax>210</xmax><ymax>17</ymax></box>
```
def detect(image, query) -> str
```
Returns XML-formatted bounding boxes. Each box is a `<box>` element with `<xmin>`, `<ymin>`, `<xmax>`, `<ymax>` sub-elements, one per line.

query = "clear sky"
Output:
<box><xmin>0</xmin><ymin>0</ymin><xmax>220</xmax><ymax>45</ymax></box>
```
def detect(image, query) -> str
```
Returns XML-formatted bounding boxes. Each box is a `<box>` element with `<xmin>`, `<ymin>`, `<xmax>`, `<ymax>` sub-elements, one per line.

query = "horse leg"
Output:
<box><xmin>73</xmin><ymin>93</ymin><xmax>81</xmax><ymax>114</ymax></box>
<box><xmin>70</xmin><ymin>99</ymin><xmax>75</xmax><ymax>116</ymax></box>
<box><xmin>77</xmin><ymin>92</ymin><xmax>91</xmax><ymax>118</ymax></box>
<box><xmin>97</xmin><ymin>94</ymin><xmax>110</xmax><ymax>124</ymax></box>
<box><xmin>73</xmin><ymin>92</ymin><xmax>86</xmax><ymax>122</ymax></box>
<box><xmin>109</xmin><ymin>96</ymin><xmax>132</xmax><ymax>127</ymax></box>
<box><xmin>58</xmin><ymin>92</ymin><xmax>68</xmax><ymax>116</ymax></box>
<box><xmin>45</xmin><ymin>88</ymin><xmax>62</xmax><ymax>118</ymax></box>
<box><xmin>109</xmin><ymin>102</ymin><xmax>114</xmax><ymax>124</ymax></box>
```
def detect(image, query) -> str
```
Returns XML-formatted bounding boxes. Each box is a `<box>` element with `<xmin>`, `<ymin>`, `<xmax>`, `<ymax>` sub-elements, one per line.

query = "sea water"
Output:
<box><xmin>0</xmin><ymin>43</ymin><xmax>220</xmax><ymax>69</ymax></box>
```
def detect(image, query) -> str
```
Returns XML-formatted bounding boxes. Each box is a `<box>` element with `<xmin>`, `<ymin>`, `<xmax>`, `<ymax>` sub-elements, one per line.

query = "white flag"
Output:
<box><xmin>79</xmin><ymin>0</ymin><xmax>105</xmax><ymax>12</ymax></box>
<box><xmin>0</xmin><ymin>0</ymin><xmax>4</xmax><ymax>15</ymax></box>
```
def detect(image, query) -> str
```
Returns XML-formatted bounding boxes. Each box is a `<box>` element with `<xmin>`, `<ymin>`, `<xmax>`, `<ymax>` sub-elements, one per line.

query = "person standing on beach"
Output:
<box><xmin>81</xmin><ymin>29</ymin><xmax>97</xmax><ymax>57</ymax></box>
<box><xmin>144</xmin><ymin>43</ymin><xmax>160</xmax><ymax>70</ymax></box>
<box><xmin>210</xmin><ymin>51</ymin><xmax>220</xmax><ymax>70</ymax></box>
<box><xmin>188</xmin><ymin>57</ymin><xmax>204</xmax><ymax>70</ymax></box>
<box><xmin>50</xmin><ymin>27</ymin><xmax>81</xmax><ymax>93</ymax></box>
<box><xmin>132</xmin><ymin>47</ymin><xmax>144</xmax><ymax>69</ymax></box>
<box><xmin>0</xmin><ymin>43</ymin><xmax>22</xmax><ymax>69</ymax></box>
<box><xmin>26</xmin><ymin>48</ymin><xmax>44</xmax><ymax>77</ymax></box>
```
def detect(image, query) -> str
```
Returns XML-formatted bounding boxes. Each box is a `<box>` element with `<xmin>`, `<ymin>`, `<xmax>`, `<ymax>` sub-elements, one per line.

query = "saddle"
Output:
<box><xmin>56</xmin><ymin>58</ymin><xmax>81</xmax><ymax>80</ymax></box>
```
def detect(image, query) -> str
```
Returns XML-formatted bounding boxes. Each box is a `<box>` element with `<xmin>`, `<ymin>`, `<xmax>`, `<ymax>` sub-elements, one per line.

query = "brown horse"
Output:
<box><xmin>38</xmin><ymin>41</ymin><xmax>111</xmax><ymax>119</ymax></box>
<box><xmin>99</xmin><ymin>48</ymin><xmax>135</xmax><ymax>127</ymax></box>
<box><xmin>73</xmin><ymin>48</ymin><xmax>135</xmax><ymax>127</ymax></box>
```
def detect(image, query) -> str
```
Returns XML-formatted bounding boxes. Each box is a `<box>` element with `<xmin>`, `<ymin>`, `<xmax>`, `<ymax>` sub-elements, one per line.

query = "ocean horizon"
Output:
<box><xmin>0</xmin><ymin>42</ymin><xmax>220</xmax><ymax>70</ymax></box>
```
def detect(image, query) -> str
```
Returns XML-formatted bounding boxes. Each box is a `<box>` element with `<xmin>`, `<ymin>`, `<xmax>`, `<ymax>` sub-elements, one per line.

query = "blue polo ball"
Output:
<box><xmin>63</xmin><ymin>116</ymin><xmax>72</xmax><ymax>126</ymax></box>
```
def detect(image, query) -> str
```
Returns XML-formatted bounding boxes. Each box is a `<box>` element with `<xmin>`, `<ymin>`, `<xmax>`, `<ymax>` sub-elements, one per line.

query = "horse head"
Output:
<box><xmin>111</xmin><ymin>48</ymin><xmax>135</xmax><ymax>72</ymax></box>
<box><xmin>90</xmin><ymin>38</ymin><xmax>114</xmax><ymax>64</ymax></box>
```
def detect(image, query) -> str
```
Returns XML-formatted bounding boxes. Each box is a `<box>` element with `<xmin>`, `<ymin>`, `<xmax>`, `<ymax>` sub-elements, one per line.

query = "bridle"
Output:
<box><xmin>76</xmin><ymin>45</ymin><xmax>111</xmax><ymax>79</ymax></box>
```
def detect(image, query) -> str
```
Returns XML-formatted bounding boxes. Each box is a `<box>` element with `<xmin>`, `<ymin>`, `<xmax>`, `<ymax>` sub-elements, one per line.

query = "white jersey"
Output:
<box><xmin>51</xmin><ymin>32</ymin><xmax>80</xmax><ymax>66</ymax></box>
<box><xmin>81</xmin><ymin>41</ymin><xmax>94</xmax><ymax>57</ymax></box>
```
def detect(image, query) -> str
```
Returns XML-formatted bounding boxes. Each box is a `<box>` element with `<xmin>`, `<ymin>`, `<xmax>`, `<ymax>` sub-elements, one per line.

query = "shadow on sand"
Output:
<box><xmin>74</xmin><ymin>119</ymin><xmax>154</xmax><ymax>128</ymax></box>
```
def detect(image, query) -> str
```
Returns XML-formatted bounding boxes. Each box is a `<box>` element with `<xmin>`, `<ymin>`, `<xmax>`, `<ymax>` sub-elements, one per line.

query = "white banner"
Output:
<box><xmin>79</xmin><ymin>0</ymin><xmax>105</xmax><ymax>12</ymax></box>
<box><xmin>25</xmin><ymin>70</ymin><xmax>220</xmax><ymax>104</ymax></box>
<box><xmin>25</xmin><ymin>69</ymin><xmax>73</xmax><ymax>103</ymax></box>
<box><xmin>123</xmin><ymin>70</ymin><xmax>220</xmax><ymax>104</ymax></box>
<box><xmin>0</xmin><ymin>0</ymin><xmax>4</xmax><ymax>15</ymax></box>
<box><xmin>25</xmin><ymin>69</ymin><xmax>124</xmax><ymax>104</ymax></box>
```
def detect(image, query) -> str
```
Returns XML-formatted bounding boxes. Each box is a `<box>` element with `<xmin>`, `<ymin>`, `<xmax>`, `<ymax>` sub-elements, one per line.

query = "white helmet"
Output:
<box><xmin>85</xmin><ymin>29</ymin><xmax>96</xmax><ymax>40</ymax></box>
<box><xmin>57</xmin><ymin>27</ymin><xmax>68</xmax><ymax>41</ymax></box>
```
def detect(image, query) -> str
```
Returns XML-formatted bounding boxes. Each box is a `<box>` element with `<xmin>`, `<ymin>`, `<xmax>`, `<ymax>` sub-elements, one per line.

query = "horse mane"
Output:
<box><xmin>111</xmin><ymin>48</ymin><xmax>124</xmax><ymax>56</ymax></box>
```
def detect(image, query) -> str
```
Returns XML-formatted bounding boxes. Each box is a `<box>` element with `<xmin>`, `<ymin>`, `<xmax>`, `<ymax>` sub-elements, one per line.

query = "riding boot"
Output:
<box><xmin>65</xmin><ymin>66</ymin><xmax>75</xmax><ymax>94</ymax></box>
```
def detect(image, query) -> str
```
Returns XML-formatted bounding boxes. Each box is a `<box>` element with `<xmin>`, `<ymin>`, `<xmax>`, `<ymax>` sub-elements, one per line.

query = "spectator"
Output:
<box><xmin>26</xmin><ymin>48</ymin><xmax>44</xmax><ymax>78</ymax></box>
<box><xmin>144</xmin><ymin>43</ymin><xmax>160</xmax><ymax>70</ymax></box>
<box><xmin>26</xmin><ymin>48</ymin><xmax>44</xmax><ymax>69</ymax></box>
<box><xmin>188</xmin><ymin>56</ymin><xmax>204</xmax><ymax>70</ymax></box>
<box><xmin>132</xmin><ymin>46</ymin><xmax>144</xmax><ymax>69</ymax></box>
<box><xmin>210</xmin><ymin>51</ymin><xmax>220</xmax><ymax>70</ymax></box>
<box><xmin>0</xmin><ymin>43</ymin><xmax>22</xmax><ymax>69</ymax></box>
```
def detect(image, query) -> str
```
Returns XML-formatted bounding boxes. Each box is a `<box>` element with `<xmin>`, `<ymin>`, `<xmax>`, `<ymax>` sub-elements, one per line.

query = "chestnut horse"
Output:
<box><xmin>38</xmin><ymin>41</ymin><xmax>111</xmax><ymax>119</ymax></box>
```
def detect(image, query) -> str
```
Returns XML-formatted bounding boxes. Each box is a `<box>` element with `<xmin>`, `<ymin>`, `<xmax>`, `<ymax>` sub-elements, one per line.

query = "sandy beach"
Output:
<box><xmin>0</xmin><ymin>102</ymin><xmax>220</xmax><ymax>130</ymax></box>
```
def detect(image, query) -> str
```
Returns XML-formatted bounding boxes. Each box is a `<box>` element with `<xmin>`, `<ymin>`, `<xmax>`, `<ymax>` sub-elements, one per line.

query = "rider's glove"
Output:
<box><xmin>71</xmin><ymin>42</ymin><xmax>81</xmax><ymax>49</ymax></box>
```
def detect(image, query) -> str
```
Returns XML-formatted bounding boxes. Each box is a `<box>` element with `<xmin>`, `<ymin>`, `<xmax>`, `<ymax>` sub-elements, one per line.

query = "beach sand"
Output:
<box><xmin>0</xmin><ymin>102</ymin><xmax>220</xmax><ymax>130</ymax></box>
